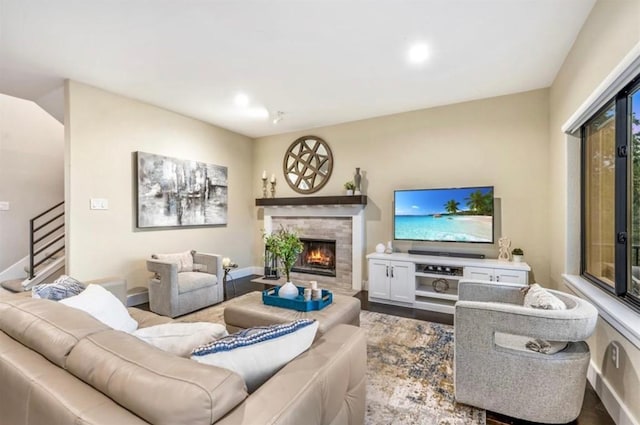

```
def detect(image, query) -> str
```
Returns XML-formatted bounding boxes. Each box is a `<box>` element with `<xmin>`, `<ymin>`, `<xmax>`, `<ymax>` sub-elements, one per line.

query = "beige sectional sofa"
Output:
<box><xmin>0</xmin><ymin>297</ymin><xmax>366</xmax><ymax>425</ymax></box>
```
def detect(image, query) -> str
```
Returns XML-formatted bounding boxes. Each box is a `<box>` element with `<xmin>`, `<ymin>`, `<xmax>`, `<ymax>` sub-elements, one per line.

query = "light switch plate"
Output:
<box><xmin>90</xmin><ymin>198</ymin><xmax>108</xmax><ymax>210</ymax></box>
<box><xmin>0</xmin><ymin>201</ymin><xmax>9</xmax><ymax>211</ymax></box>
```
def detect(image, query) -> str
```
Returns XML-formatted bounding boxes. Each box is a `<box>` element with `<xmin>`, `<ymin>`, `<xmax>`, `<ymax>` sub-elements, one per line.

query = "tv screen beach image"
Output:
<box><xmin>394</xmin><ymin>187</ymin><xmax>494</xmax><ymax>243</ymax></box>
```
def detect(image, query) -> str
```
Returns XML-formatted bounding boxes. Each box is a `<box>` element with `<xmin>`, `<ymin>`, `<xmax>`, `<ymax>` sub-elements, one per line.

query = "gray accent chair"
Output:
<box><xmin>454</xmin><ymin>279</ymin><xmax>598</xmax><ymax>424</ymax></box>
<box><xmin>146</xmin><ymin>251</ymin><xmax>223</xmax><ymax>318</ymax></box>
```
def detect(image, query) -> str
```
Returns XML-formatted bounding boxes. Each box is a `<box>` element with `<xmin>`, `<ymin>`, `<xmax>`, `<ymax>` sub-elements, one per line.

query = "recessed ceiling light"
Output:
<box><xmin>234</xmin><ymin>93</ymin><xmax>250</xmax><ymax>107</ymax></box>
<box><xmin>407</xmin><ymin>43</ymin><xmax>429</xmax><ymax>64</ymax></box>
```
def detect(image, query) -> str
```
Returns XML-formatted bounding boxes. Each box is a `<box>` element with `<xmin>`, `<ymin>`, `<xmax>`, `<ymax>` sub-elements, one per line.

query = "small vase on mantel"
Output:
<box><xmin>354</xmin><ymin>167</ymin><xmax>362</xmax><ymax>195</ymax></box>
<box><xmin>278</xmin><ymin>281</ymin><xmax>299</xmax><ymax>299</ymax></box>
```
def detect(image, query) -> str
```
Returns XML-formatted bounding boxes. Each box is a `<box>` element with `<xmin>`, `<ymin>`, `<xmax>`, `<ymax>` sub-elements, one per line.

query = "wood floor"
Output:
<box><xmin>224</xmin><ymin>275</ymin><xmax>615</xmax><ymax>425</ymax></box>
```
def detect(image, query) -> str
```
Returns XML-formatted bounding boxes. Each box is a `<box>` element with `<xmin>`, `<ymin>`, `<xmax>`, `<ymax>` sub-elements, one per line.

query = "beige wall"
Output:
<box><xmin>0</xmin><ymin>94</ymin><xmax>64</xmax><ymax>271</ymax></box>
<box><xmin>65</xmin><ymin>81</ymin><xmax>254</xmax><ymax>287</ymax></box>
<box><xmin>549</xmin><ymin>0</ymin><xmax>640</xmax><ymax>422</ymax></box>
<box><xmin>254</xmin><ymin>89</ymin><xmax>550</xmax><ymax>286</ymax></box>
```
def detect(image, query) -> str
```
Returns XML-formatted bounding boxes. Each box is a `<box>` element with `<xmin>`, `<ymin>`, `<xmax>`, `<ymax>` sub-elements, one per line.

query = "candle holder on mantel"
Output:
<box><xmin>270</xmin><ymin>180</ymin><xmax>276</xmax><ymax>198</ymax></box>
<box><xmin>262</xmin><ymin>177</ymin><xmax>268</xmax><ymax>198</ymax></box>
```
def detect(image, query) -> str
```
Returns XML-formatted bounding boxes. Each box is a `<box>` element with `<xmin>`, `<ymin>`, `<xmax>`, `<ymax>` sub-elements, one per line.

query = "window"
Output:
<box><xmin>581</xmin><ymin>74</ymin><xmax>640</xmax><ymax>309</ymax></box>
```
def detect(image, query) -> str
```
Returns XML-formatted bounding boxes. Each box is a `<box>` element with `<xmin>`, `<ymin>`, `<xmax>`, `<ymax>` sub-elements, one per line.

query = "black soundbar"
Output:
<box><xmin>407</xmin><ymin>249</ymin><xmax>485</xmax><ymax>259</ymax></box>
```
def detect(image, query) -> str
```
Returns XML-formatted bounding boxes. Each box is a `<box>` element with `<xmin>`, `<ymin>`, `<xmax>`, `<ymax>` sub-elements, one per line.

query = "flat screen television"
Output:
<box><xmin>394</xmin><ymin>186</ymin><xmax>494</xmax><ymax>243</ymax></box>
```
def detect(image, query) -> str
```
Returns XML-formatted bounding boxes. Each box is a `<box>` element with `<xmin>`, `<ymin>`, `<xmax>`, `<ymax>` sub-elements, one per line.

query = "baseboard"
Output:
<box><xmin>126</xmin><ymin>287</ymin><xmax>149</xmax><ymax>307</ymax></box>
<box><xmin>230</xmin><ymin>266</ymin><xmax>261</xmax><ymax>279</ymax></box>
<box><xmin>588</xmin><ymin>361</ymin><xmax>639</xmax><ymax>425</ymax></box>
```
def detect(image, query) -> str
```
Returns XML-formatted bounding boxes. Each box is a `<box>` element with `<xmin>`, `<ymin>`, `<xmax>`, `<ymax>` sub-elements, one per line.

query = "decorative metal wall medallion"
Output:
<box><xmin>283</xmin><ymin>136</ymin><xmax>333</xmax><ymax>194</ymax></box>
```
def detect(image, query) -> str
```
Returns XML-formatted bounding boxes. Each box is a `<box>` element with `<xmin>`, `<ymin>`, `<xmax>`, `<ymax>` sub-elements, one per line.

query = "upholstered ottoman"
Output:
<box><xmin>223</xmin><ymin>291</ymin><xmax>360</xmax><ymax>336</ymax></box>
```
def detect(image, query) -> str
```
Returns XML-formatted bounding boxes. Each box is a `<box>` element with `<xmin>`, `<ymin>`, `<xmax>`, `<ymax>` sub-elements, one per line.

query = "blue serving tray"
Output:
<box><xmin>262</xmin><ymin>286</ymin><xmax>333</xmax><ymax>312</ymax></box>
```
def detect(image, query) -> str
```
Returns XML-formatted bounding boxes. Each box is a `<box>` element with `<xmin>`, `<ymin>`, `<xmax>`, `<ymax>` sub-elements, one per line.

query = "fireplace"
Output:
<box><xmin>292</xmin><ymin>238</ymin><xmax>336</xmax><ymax>277</ymax></box>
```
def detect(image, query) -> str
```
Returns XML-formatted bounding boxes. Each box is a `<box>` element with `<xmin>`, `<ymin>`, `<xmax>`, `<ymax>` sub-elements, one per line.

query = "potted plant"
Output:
<box><xmin>512</xmin><ymin>248</ymin><xmax>524</xmax><ymax>263</ymax></box>
<box><xmin>344</xmin><ymin>181</ymin><xmax>356</xmax><ymax>196</ymax></box>
<box><xmin>264</xmin><ymin>226</ymin><xmax>304</xmax><ymax>299</ymax></box>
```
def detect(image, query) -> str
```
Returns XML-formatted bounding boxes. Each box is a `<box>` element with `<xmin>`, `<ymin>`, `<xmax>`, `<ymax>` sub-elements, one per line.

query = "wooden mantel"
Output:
<box><xmin>255</xmin><ymin>195</ymin><xmax>367</xmax><ymax>207</ymax></box>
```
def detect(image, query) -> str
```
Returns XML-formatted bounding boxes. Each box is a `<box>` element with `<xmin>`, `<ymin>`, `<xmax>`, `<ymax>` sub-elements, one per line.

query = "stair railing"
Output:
<box><xmin>29</xmin><ymin>201</ymin><xmax>65</xmax><ymax>279</ymax></box>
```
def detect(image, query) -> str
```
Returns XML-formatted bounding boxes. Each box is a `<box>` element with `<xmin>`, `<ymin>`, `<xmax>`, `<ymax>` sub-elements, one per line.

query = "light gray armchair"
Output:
<box><xmin>454</xmin><ymin>279</ymin><xmax>598</xmax><ymax>424</ymax></box>
<box><xmin>146</xmin><ymin>251</ymin><xmax>223</xmax><ymax>318</ymax></box>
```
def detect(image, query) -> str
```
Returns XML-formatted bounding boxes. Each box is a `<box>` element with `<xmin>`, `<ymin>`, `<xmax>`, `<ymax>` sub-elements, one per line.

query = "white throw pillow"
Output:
<box><xmin>523</xmin><ymin>283</ymin><xmax>566</xmax><ymax>310</ymax></box>
<box><xmin>60</xmin><ymin>284</ymin><xmax>138</xmax><ymax>333</ymax></box>
<box><xmin>152</xmin><ymin>251</ymin><xmax>194</xmax><ymax>272</ymax></box>
<box><xmin>133</xmin><ymin>322</ymin><xmax>228</xmax><ymax>357</ymax></box>
<box><xmin>191</xmin><ymin>319</ymin><xmax>319</xmax><ymax>392</ymax></box>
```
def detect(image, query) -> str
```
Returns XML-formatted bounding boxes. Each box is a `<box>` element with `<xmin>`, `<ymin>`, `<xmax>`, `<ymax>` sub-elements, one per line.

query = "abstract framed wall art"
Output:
<box><xmin>136</xmin><ymin>151</ymin><xmax>228</xmax><ymax>228</ymax></box>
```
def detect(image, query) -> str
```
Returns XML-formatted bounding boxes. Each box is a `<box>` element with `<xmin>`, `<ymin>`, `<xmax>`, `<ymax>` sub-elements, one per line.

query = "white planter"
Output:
<box><xmin>346</xmin><ymin>189</ymin><xmax>354</xmax><ymax>196</ymax></box>
<box><xmin>278</xmin><ymin>281</ymin><xmax>299</xmax><ymax>299</ymax></box>
<box><xmin>512</xmin><ymin>255</ymin><xmax>523</xmax><ymax>263</ymax></box>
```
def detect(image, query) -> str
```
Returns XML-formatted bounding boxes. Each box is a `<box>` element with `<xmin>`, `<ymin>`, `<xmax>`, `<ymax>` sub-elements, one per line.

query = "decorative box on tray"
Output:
<box><xmin>262</xmin><ymin>286</ymin><xmax>333</xmax><ymax>312</ymax></box>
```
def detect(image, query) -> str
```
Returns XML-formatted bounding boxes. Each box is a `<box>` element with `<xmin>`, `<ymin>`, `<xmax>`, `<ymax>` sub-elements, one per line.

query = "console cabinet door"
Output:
<box><xmin>463</xmin><ymin>266</ymin><xmax>495</xmax><ymax>281</ymax></box>
<box><xmin>369</xmin><ymin>260</ymin><xmax>391</xmax><ymax>299</ymax></box>
<box><xmin>389</xmin><ymin>261</ymin><xmax>414</xmax><ymax>303</ymax></box>
<box><xmin>494</xmin><ymin>269</ymin><xmax>528</xmax><ymax>284</ymax></box>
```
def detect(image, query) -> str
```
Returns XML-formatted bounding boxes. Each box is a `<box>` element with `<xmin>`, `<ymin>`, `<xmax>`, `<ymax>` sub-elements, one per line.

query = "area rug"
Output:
<box><xmin>361</xmin><ymin>310</ymin><xmax>485</xmax><ymax>425</ymax></box>
<box><xmin>174</xmin><ymin>295</ymin><xmax>485</xmax><ymax>425</ymax></box>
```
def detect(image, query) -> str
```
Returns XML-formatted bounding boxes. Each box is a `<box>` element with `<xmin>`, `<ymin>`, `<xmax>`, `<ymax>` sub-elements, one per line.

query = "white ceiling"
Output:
<box><xmin>0</xmin><ymin>0</ymin><xmax>596</xmax><ymax>138</ymax></box>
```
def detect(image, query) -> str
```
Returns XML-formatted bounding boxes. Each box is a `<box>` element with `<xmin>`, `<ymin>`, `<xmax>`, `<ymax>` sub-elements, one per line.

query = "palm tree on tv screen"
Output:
<box><xmin>465</xmin><ymin>190</ymin><xmax>493</xmax><ymax>215</ymax></box>
<box><xmin>444</xmin><ymin>199</ymin><xmax>460</xmax><ymax>215</ymax></box>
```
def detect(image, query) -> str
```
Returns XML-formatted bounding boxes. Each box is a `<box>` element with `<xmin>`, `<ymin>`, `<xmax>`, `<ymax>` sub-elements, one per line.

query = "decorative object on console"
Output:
<box><xmin>261</xmin><ymin>170</ymin><xmax>268</xmax><ymax>198</ymax></box>
<box><xmin>511</xmin><ymin>247</ymin><xmax>524</xmax><ymax>263</ymax></box>
<box><xmin>385</xmin><ymin>240</ymin><xmax>393</xmax><ymax>254</ymax></box>
<box><xmin>354</xmin><ymin>167</ymin><xmax>362</xmax><ymax>195</ymax></box>
<box><xmin>432</xmin><ymin>278</ymin><xmax>450</xmax><ymax>293</ymax></box>
<box><xmin>264</xmin><ymin>225</ymin><xmax>304</xmax><ymax>299</ymax></box>
<box><xmin>136</xmin><ymin>151</ymin><xmax>228</xmax><ymax>228</ymax></box>
<box><xmin>498</xmin><ymin>236</ymin><xmax>511</xmax><ymax>261</ymax></box>
<box><xmin>283</xmin><ymin>135</ymin><xmax>333</xmax><ymax>194</ymax></box>
<box><xmin>375</xmin><ymin>243</ymin><xmax>385</xmax><ymax>253</ymax></box>
<box><xmin>344</xmin><ymin>180</ymin><xmax>355</xmax><ymax>196</ymax></box>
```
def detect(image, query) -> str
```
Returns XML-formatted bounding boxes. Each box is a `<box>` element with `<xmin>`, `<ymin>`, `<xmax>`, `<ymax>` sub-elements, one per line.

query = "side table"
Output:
<box><xmin>223</xmin><ymin>263</ymin><xmax>238</xmax><ymax>300</ymax></box>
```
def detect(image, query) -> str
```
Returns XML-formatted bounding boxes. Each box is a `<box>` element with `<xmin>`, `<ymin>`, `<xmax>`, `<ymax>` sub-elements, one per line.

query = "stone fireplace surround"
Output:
<box><xmin>261</xmin><ymin>199</ymin><xmax>366</xmax><ymax>291</ymax></box>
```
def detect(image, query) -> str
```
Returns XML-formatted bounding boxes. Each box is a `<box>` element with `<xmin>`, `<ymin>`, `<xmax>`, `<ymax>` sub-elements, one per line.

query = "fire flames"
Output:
<box><xmin>306</xmin><ymin>248</ymin><xmax>332</xmax><ymax>267</ymax></box>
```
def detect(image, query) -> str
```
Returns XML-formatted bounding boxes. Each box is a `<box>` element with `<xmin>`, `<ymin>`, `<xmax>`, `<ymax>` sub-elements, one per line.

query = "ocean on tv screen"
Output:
<box><xmin>394</xmin><ymin>215</ymin><xmax>493</xmax><ymax>242</ymax></box>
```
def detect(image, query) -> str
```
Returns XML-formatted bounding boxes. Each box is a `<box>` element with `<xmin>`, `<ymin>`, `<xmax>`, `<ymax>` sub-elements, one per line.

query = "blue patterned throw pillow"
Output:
<box><xmin>32</xmin><ymin>275</ymin><xmax>86</xmax><ymax>301</ymax></box>
<box><xmin>191</xmin><ymin>319</ymin><xmax>319</xmax><ymax>392</ymax></box>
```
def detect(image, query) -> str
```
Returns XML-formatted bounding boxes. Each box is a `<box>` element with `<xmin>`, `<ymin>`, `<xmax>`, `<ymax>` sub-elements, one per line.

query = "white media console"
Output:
<box><xmin>367</xmin><ymin>252</ymin><xmax>531</xmax><ymax>314</ymax></box>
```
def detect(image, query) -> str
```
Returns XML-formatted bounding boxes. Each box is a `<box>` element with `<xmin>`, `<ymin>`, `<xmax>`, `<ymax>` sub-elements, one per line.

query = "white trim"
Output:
<box><xmin>229</xmin><ymin>266</ymin><xmax>256</xmax><ymax>279</ymax></box>
<box><xmin>0</xmin><ymin>255</ymin><xmax>29</xmax><ymax>282</ymax></box>
<box><xmin>588</xmin><ymin>361</ymin><xmax>639</xmax><ymax>425</ymax></box>
<box><xmin>562</xmin><ymin>40</ymin><xmax>640</xmax><ymax>134</ymax></box>
<box><xmin>562</xmin><ymin>274</ymin><xmax>640</xmax><ymax>349</ymax></box>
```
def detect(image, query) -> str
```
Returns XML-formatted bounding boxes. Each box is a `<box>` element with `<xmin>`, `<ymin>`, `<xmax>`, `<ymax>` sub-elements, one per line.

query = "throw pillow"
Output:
<box><xmin>133</xmin><ymin>322</ymin><xmax>228</xmax><ymax>357</ymax></box>
<box><xmin>522</xmin><ymin>283</ymin><xmax>566</xmax><ymax>310</ymax></box>
<box><xmin>60</xmin><ymin>284</ymin><xmax>138</xmax><ymax>333</ymax></box>
<box><xmin>191</xmin><ymin>319</ymin><xmax>319</xmax><ymax>392</ymax></box>
<box><xmin>32</xmin><ymin>275</ymin><xmax>86</xmax><ymax>301</ymax></box>
<box><xmin>152</xmin><ymin>251</ymin><xmax>194</xmax><ymax>272</ymax></box>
